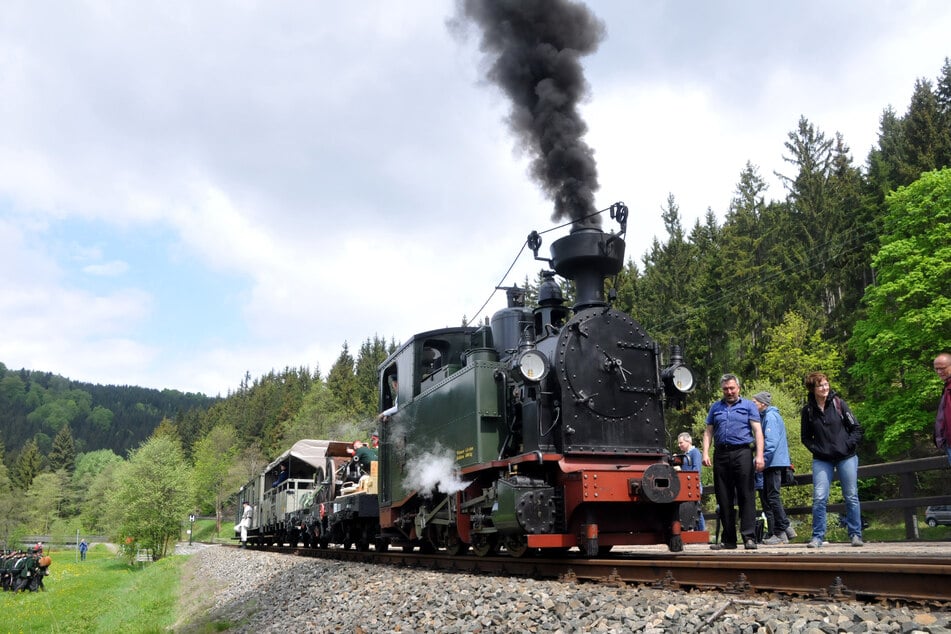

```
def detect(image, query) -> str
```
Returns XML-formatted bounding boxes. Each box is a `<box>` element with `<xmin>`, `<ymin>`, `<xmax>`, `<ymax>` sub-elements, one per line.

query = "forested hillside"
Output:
<box><xmin>0</xmin><ymin>362</ymin><xmax>217</xmax><ymax>461</ymax></box>
<box><xmin>0</xmin><ymin>60</ymin><xmax>948</xmax><ymax>557</ymax></box>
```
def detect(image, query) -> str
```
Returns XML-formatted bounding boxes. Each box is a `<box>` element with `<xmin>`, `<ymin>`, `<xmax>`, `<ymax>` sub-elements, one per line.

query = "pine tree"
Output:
<box><xmin>901</xmin><ymin>79</ymin><xmax>943</xmax><ymax>183</ymax></box>
<box><xmin>354</xmin><ymin>336</ymin><xmax>395</xmax><ymax>419</ymax></box>
<box><xmin>48</xmin><ymin>425</ymin><xmax>76</xmax><ymax>472</ymax></box>
<box><xmin>866</xmin><ymin>106</ymin><xmax>907</xmax><ymax>203</ymax></box>
<box><xmin>932</xmin><ymin>58</ymin><xmax>951</xmax><ymax>171</ymax></box>
<box><xmin>936</xmin><ymin>57</ymin><xmax>951</xmax><ymax>115</ymax></box>
<box><xmin>326</xmin><ymin>343</ymin><xmax>361</xmax><ymax>417</ymax></box>
<box><xmin>720</xmin><ymin>163</ymin><xmax>777</xmax><ymax>371</ymax></box>
<box><xmin>12</xmin><ymin>439</ymin><xmax>43</xmax><ymax>489</ymax></box>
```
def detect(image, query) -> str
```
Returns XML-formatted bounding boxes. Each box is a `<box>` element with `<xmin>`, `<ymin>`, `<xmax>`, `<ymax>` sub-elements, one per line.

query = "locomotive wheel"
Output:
<box><xmin>356</xmin><ymin>525</ymin><xmax>372</xmax><ymax>551</ymax></box>
<box><xmin>401</xmin><ymin>544</ymin><xmax>416</xmax><ymax>553</ymax></box>
<box><xmin>598</xmin><ymin>545</ymin><xmax>614</xmax><ymax>556</ymax></box>
<box><xmin>502</xmin><ymin>535</ymin><xmax>532</xmax><ymax>558</ymax></box>
<box><xmin>374</xmin><ymin>539</ymin><xmax>389</xmax><ymax>552</ymax></box>
<box><xmin>667</xmin><ymin>534</ymin><xmax>684</xmax><ymax>553</ymax></box>
<box><xmin>471</xmin><ymin>535</ymin><xmax>498</xmax><ymax>557</ymax></box>
<box><xmin>444</xmin><ymin>531</ymin><xmax>466</xmax><ymax>556</ymax></box>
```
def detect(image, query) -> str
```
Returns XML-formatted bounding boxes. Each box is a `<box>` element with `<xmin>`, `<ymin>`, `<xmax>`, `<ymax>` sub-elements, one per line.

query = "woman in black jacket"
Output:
<box><xmin>800</xmin><ymin>371</ymin><xmax>864</xmax><ymax>548</ymax></box>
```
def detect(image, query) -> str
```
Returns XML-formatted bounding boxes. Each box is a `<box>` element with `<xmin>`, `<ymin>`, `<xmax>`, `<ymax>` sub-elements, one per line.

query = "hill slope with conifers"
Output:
<box><xmin>0</xmin><ymin>363</ymin><xmax>217</xmax><ymax>463</ymax></box>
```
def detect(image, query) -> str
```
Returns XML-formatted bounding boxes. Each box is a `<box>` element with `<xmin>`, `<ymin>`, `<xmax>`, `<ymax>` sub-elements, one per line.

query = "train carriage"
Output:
<box><xmin>236</xmin><ymin>439</ymin><xmax>338</xmax><ymax>545</ymax></box>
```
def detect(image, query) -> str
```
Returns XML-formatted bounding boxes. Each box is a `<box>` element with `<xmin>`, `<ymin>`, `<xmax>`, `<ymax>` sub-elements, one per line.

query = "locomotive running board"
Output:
<box><xmin>527</xmin><ymin>530</ymin><xmax>710</xmax><ymax>548</ymax></box>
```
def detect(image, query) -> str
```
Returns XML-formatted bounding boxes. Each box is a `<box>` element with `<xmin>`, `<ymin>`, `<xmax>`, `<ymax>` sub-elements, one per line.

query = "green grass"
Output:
<box><xmin>0</xmin><ymin>544</ymin><xmax>185</xmax><ymax>634</ymax></box>
<box><xmin>188</xmin><ymin>518</ymin><xmax>237</xmax><ymax>544</ymax></box>
<box><xmin>783</xmin><ymin>516</ymin><xmax>951</xmax><ymax>543</ymax></box>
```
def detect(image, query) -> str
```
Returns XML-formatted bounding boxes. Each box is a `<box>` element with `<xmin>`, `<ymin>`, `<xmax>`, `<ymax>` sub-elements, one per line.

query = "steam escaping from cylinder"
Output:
<box><xmin>405</xmin><ymin>445</ymin><xmax>466</xmax><ymax>498</ymax></box>
<box><xmin>459</xmin><ymin>0</ymin><xmax>606</xmax><ymax>228</ymax></box>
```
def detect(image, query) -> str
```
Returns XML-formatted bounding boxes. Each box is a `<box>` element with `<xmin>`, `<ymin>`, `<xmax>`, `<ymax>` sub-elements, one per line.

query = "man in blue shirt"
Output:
<box><xmin>702</xmin><ymin>373</ymin><xmax>765</xmax><ymax>550</ymax></box>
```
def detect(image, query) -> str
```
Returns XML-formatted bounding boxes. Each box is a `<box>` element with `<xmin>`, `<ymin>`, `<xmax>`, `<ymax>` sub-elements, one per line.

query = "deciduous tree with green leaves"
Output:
<box><xmin>192</xmin><ymin>423</ymin><xmax>241</xmax><ymax>532</ymax></box>
<box><xmin>850</xmin><ymin>167</ymin><xmax>951</xmax><ymax>457</ymax></box>
<box><xmin>109</xmin><ymin>435</ymin><xmax>194</xmax><ymax>559</ymax></box>
<box><xmin>24</xmin><ymin>471</ymin><xmax>66</xmax><ymax>534</ymax></box>
<box><xmin>760</xmin><ymin>311</ymin><xmax>843</xmax><ymax>394</ymax></box>
<box><xmin>74</xmin><ymin>449</ymin><xmax>123</xmax><ymax>533</ymax></box>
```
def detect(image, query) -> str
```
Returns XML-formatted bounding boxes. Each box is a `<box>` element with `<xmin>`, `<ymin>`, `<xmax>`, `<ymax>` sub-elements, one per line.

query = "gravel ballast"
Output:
<box><xmin>174</xmin><ymin>545</ymin><xmax>949</xmax><ymax>633</ymax></box>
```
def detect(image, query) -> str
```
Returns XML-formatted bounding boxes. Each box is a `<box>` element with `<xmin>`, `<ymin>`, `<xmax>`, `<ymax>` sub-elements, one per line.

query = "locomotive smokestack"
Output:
<box><xmin>550</xmin><ymin>227</ymin><xmax>625</xmax><ymax>310</ymax></box>
<box><xmin>459</xmin><ymin>0</ymin><xmax>606</xmax><ymax>228</ymax></box>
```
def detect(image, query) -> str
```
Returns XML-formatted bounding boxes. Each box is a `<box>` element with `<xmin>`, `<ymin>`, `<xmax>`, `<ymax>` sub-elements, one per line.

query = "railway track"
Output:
<box><xmin>239</xmin><ymin>544</ymin><xmax>951</xmax><ymax>603</ymax></box>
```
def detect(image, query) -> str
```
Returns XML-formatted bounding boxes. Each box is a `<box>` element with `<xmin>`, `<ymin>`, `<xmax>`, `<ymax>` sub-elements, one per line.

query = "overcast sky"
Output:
<box><xmin>1</xmin><ymin>2</ymin><xmax>948</xmax><ymax>396</ymax></box>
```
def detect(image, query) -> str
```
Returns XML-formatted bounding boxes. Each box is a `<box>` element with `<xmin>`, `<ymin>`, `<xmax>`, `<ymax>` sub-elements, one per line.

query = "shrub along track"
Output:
<box><xmin>238</xmin><ymin>544</ymin><xmax>951</xmax><ymax>604</ymax></box>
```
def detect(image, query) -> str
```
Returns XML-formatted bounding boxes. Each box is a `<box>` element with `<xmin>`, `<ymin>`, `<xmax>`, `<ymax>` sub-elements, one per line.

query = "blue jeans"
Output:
<box><xmin>946</xmin><ymin>447</ymin><xmax>951</xmax><ymax>466</ymax></box>
<box><xmin>812</xmin><ymin>454</ymin><xmax>861</xmax><ymax>540</ymax></box>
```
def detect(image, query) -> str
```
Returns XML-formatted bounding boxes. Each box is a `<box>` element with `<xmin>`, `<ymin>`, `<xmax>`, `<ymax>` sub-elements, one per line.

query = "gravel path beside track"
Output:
<box><xmin>174</xmin><ymin>545</ymin><xmax>949</xmax><ymax>633</ymax></box>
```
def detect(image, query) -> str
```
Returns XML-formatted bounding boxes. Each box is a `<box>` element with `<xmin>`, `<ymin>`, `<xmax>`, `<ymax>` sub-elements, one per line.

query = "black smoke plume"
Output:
<box><xmin>460</xmin><ymin>0</ymin><xmax>606</xmax><ymax>227</ymax></box>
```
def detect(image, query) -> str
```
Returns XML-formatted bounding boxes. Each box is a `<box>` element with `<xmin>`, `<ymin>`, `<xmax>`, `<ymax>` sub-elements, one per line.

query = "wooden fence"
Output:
<box><xmin>706</xmin><ymin>455</ymin><xmax>951</xmax><ymax>539</ymax></box>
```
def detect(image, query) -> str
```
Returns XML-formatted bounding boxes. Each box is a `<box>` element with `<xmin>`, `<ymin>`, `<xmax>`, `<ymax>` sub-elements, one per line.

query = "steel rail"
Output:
<box><xmin>244</xmin><ymin>545</ymin><xmax>951</xmax><ymax>603</ymax></box>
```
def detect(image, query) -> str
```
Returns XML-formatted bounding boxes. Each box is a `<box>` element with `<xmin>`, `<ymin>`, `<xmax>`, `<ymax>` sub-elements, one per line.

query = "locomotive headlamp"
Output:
<box><xmin>516</xmin><ymin>349</ymin><xmax>549</xmax><ymax>382</ymax></box>
<box><xmin>669</xmin><ymin>365</ymin><xmax>694</xmax><ymax>392</ymax></box>
<box><xmin>661</xmin><ymin>345</ymin><xmax>694</xmax><ymax>391</ymax></box>
<box><xmin>661</xmin><ymin>361</ymin><xmax>695</xmax><ymax>394</ymax></box>
<box><xmin>661</xmin><ymin>345</ymin><xmax>694</xmax><ymax>408</ymax></box>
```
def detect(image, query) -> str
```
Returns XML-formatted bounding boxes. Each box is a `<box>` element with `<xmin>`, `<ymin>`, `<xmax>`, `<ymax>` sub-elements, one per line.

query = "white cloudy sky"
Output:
<box><xmin>1</xmin><ymin>2</ymin><xmax>948</xmax><ymax>396</ymax></box>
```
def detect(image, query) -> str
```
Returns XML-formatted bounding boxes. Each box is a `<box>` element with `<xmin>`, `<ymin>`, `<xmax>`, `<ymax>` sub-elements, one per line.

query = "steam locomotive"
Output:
<box><xmin>237</xmin><ymin>207</ymin><xmax>704</xmax><ymax>555</ymax></box>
